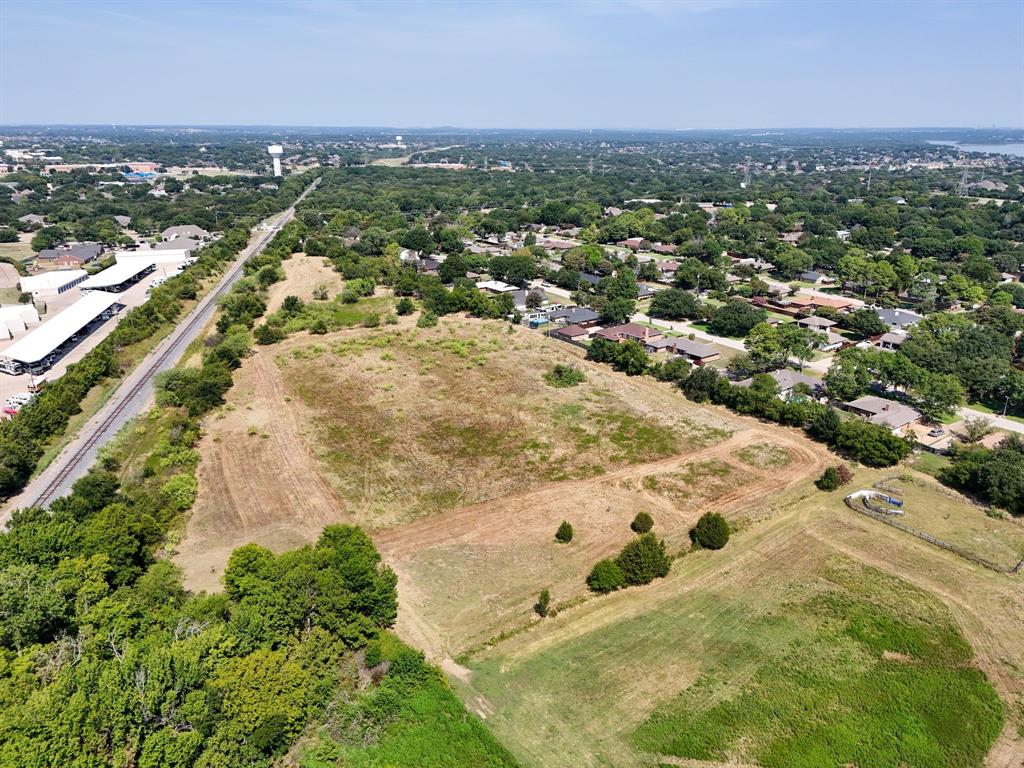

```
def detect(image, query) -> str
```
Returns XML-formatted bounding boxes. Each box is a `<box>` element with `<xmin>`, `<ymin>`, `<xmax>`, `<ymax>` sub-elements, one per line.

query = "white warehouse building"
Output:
<box><xmin>19</xmin><ymin>269</ymin><xmax>88</xmax><ymax>298</ymax></box>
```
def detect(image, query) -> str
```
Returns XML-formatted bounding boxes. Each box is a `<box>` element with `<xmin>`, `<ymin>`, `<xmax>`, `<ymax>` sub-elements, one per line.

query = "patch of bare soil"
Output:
<box><xmin>174</xmin><ymin>349</ymin><xmax>349</xmax><ymax>592</ymax></box>
<box><xmin>266</xmin><ymin>253</ymin><xmax>343</xmax><ymax>313</ymax></box>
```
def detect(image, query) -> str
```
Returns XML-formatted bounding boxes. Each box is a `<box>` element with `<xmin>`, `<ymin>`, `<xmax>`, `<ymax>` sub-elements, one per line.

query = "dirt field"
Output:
<box><xmin>175</xmin><ymin>346</ymin><xmax>349</xmax><ymax>591</ymax></box>
<box><xmin>376</xmin><ymin>426</ymin><xmax>826</xmax><ymax>659</ymax></box>
<box><xmin>178</xmin><ymin>315</ymin><xmax>745</xmax><ymax>591</ymax></box>
<box><xmin>265</xmin><ymin>253</ymin><xmax>343</xmax><ymax>313</ymax></box>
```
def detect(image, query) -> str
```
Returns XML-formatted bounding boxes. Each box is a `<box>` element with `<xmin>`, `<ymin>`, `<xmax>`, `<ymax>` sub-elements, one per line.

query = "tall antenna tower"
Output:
<box><xmin>741</xmin><ymin>157</ymin><xmax>751</xmax><ymax>188</ymax></box>
<box><xmin>588</xmin><ymin>157</ymin><xmax>594</xmax><ymax>175</ymax></box>
<box><xmin>956</xmin><ymin>167</ymin><xmax>970</xmax><ymax>197</ymax></box>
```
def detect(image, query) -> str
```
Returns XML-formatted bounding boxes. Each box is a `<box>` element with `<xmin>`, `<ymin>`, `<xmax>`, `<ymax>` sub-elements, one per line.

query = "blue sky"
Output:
<box><xmin>1</xmin><ymin>0</ymin><xmax>1022</xmax><ymax>128</ymax></box>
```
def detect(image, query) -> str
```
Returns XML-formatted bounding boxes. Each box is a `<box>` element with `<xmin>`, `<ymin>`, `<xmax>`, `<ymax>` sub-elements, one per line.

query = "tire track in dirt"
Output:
<box><xmin>376</xmin><ymin>427</ymin><xmax>826</xmax><ymax>560</ymax></box>
<box><xmin>377</xmin><ymin>427</ymin><xmax>829</xmax><ymax>663</ymax></box>
<box><xmin>176</xmin><ymin>350</ymin><xmax>350</xmax><ymax>591</ymax></box>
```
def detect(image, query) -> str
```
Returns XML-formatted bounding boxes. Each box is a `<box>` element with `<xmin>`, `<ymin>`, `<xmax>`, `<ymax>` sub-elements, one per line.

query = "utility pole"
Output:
<box><xmin>956</xmin><ymin>167</ymin><xmax>969</xmax><ymax>197</ymax></box>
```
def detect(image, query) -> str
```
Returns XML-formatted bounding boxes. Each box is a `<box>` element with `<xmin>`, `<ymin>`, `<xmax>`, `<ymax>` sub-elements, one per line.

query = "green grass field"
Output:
<box><xmin>466</xmin><ymin>554</ymin><xmax>1003</xmax><ymax>768</ymax></box>
<box><xmin>633</xmin><ymin>564</ymin><xmax>1003</xmax><ymax>768</ymax></box>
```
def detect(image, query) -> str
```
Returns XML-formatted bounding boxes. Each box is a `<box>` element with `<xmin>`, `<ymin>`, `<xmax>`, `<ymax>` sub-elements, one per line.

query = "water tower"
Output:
<box><xmin>396</xmin><ymin>135</ymin><xmax>404</xmax><ymax>149</ymax></box>
<box><xmin>267</xmin><ymin>145</ymin><xmax>283</xmax><ymax>177</ymax></box>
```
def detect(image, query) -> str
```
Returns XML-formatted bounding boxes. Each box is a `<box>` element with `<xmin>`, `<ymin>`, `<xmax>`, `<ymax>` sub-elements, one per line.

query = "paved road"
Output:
<box><xmin>955</xmin><ymin>406</ymin><xmax>1024</xmax><ymax>435</ymax></box>
<box><xmin>2</xmin><ymin>180</ymin><xmax>319</xmax><ymax>518</ymax></box>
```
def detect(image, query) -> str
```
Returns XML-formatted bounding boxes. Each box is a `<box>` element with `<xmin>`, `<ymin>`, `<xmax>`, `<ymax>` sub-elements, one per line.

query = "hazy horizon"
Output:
<box><xmin>2</xmin><ymin>0</ymin><xmax>1023</xmax><ymax>128</ymax></box>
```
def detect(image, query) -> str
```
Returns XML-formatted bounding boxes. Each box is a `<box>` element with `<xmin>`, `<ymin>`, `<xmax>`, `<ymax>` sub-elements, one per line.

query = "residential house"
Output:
<box><xmin>476</xmin><ymin>280</ymin><xmax>517</xmax><ymax>294</ymax></box>
<box><xmin>836</xmin><ymin>229</ymin><xmax>851</xmax><ymax>242</ymax></box>
<box><xmin>113</xmin><ymin>215</ymin><xmax>132</xmax><ymax>228</ymax></box>
<box><xmin>646</xmin><ymin>337</ymin><xmax>720</xmax><ymax>365</ymax></box>
<box><xmin>795</xmin><ymin>315</ymin><xmax>837</xmax><ymax>332</ymax></box>
<box><xmin>547</xmin><ymin>306</ymin><xmax>600</xmax><ymax>327</ymax></box>
<box><xmin>779</xmin><ymin>232</ymin><xmax>804</xmax><ymax>246</ymax></box>
<box><xmin>650</xmin><ymin>243</ymin><xmax>677</xmax><ymax>255</ymax></box>
<box><xmin>637</xmin><ymin>284</ymin><xmax>657</xmax><ymax>300</ymax></box>
<box><xmin>550</xmin><ymin>324</ymin><xmax>590</xmax><ymax>342</ymax></box>
<box><xmin>512</xmin><ymin>288</ymin><xmax>548</xmax><ymax>311</ymax></box>
<box><xmin>36</xmin><ymin>243</ymin><xmax>103</xmax><ymax>265</ymax></box>
<box><xmin>735</xmin><ymin>368</ymin><xmax>823</xmax><ymax>400</ymax></box>
<box><xmin>18</xmin><ymin>213</ymin><xmax>44</xmax><ymax>226</ymax></box>
<box><xmin>578</xmin><ymin>272</ymin><xmax>602</xmax><ymax>289</ymax></box>
<box><xmin>843</xmin><ymin>395</ymin><xmax>922</xmax><ymax>432</ymax></box>
<box><xmin>617</xmin><ymin>237</ymin><xmax>647</xmax><ymax>251</ymax></box>
<box><xmin>798</xmin><ymin>270</ymin><xmax>834</xmax><ymax>285</ymax></box>
<box><xmin>875</xmin><ymin>307</ymin><xmax>923</xmax><ymax>330</ymax></box>
<box><xmin>876</xmin><ymin>331</ymin><xmax>908</xmax><ymax>350</ymax></box>
<box><xmin>596</xmin><ymin>323</ymin><xmax>662</xmax><ymax>344</ymax></box>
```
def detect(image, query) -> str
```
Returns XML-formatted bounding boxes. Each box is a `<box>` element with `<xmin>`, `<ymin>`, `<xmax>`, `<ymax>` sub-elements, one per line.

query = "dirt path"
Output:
<box><xmin>175</xmin><ymin>349</ymin><xmax>350</xmax><ymax>591</ymax></box>
<box><xmin>376</xmin><ymin>427</ymin><xmax>824</xmax><ymax>559</ymax></box>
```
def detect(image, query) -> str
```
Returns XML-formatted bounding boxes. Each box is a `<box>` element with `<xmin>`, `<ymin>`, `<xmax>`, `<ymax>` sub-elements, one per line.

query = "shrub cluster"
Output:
<box><xmin>543</xmin><ymin>364</ymin><xmax>585</xmax><ymax>388</ymax></box>
<box><xmin>587</xmin><ymin>532</ymin><xmax>670</xmax><ymax>593</ymax></box>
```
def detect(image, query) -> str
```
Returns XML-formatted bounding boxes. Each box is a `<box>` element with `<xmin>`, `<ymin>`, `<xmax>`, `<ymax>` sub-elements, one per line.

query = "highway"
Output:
<box><xmin>2</xmin><ymin>179</ymin><xmax>319</xmax><ymax>519</ymax></box>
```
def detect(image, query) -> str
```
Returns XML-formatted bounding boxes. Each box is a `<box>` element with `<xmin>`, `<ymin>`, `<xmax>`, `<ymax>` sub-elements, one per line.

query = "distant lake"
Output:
<box><xmin>929</xmin><ymin>140</ymin><xmax>1024</xmax><ymax>157</ymax></box>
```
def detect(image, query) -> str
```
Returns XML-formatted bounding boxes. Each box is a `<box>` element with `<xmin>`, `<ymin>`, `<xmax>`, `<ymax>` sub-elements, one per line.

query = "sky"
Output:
<box><xmin>1</xmin><ymin>0</ymin><xmax>1022</xmax><ymax>129</ymax></box>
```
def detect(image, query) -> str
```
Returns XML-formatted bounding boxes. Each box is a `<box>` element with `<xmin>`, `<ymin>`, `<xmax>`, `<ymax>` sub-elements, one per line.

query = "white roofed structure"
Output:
<box><xmin>80</xmin><ymin>260</ymin><xmax>156</xmax><ymax>292</ymax></box>
<box><xmin>0</xmin><ymin>291</ymin><xmax>121</xmax><ymax>373</ymax></box>
<box><xmin>115</xmin><ymin>248</ymin><xmax>192</xmax><ymax>265</ymax></box>
<box><xmin>19</xmin><ymin>269</ymin><xmax>88</xmax><ymax>297</ymax></box>
<box><xmin>0</xmin><ymin>305</ymin><xmax>40</xmax><ymax>338</ymax></box>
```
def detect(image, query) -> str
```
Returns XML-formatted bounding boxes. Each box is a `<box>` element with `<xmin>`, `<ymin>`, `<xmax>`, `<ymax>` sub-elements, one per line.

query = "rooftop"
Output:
<box><xmin>0</xmin><ymin>291</ymin><xmax>120</xmax><ymax>365</ymax></box>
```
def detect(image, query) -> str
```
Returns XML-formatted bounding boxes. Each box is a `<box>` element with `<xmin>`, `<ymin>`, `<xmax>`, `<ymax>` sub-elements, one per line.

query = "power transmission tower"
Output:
<box><xmin>956</xmin><ymin>167</ymin><xmax>970</xmax><ymax>197</ymax></box>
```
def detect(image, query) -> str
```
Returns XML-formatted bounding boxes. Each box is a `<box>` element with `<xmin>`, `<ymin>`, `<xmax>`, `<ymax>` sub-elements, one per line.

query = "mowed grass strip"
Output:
<box><xmin>632</xmin><ymin>561</ymin><xmax>1003</xmax><ymax>768</ymax></box>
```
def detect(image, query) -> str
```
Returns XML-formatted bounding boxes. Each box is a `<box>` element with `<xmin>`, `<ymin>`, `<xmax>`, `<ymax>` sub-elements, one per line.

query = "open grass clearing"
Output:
<box><xmin>733</xmin><ymin>441</ymin><xmax>792</xmax><ymax>469</ymax></box>
<box><xmin>281</xmin><ymin>317</ymin><xmax>736</xmax><ymax>529</ymax></box>
<box><xmin>865</xmin><ymin>471</ymin><xmax>1024</xmax><ymax>571</ymax></box>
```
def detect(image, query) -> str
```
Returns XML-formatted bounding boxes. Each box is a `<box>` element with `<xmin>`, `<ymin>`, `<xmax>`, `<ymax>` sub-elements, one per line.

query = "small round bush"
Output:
<box><xmin>691</xmin><ymin>512</ymin><xmax>730</xmax><ymax>550</ymax></box>
<box><xmin>630</xmin><ymin>511</ymin><xmax>654</xmax><ymax>533</ymax></box>
<box><xmin>417</xmin><ymin>311</ymin><xmax>438</xmax><ymax>328</ymax></box>
<box><xmin>587</xmin><ymin>558</ymin><xmax>626</xmax><ymax>594</ymax></box>
<box><xmin>396</xmin><ymin>297</ymin><xmax>415</xmax><ymax>316</ymax></box>
<box><xmin>555</xmin><ymin>520</ymin><xmax>574</xmax><ymax>543</ymax></box>
<box><xmin>816</xmin><ymin>466</ymin><xmax>841</xmax><ymax>491</ymax></box>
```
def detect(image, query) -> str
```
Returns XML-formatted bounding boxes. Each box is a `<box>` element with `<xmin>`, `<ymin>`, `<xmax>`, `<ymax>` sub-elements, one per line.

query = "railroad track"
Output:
<box><xmin>27</xmin><ymin>179</ymin><xmax>319</xmax><ymax>509</ymax></box>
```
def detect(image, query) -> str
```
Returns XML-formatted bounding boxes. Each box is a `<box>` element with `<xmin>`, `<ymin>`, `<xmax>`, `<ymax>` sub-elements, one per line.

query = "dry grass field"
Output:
<box><xmin>174</xmin><ymin>269</ymin><xmax>1023</xmax><ymax>767</ymax></box>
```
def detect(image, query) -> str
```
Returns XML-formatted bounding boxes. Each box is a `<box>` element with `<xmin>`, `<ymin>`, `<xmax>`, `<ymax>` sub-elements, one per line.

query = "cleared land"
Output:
<box><xmin>175</xmin><ymin>268</ymin><xmax>1021</xmax><ymax>766</ymax></box>
<box><xmin>265</xmin><ymin>252</ymin><xmax>343</xmax><ymax>313</ymax></box>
